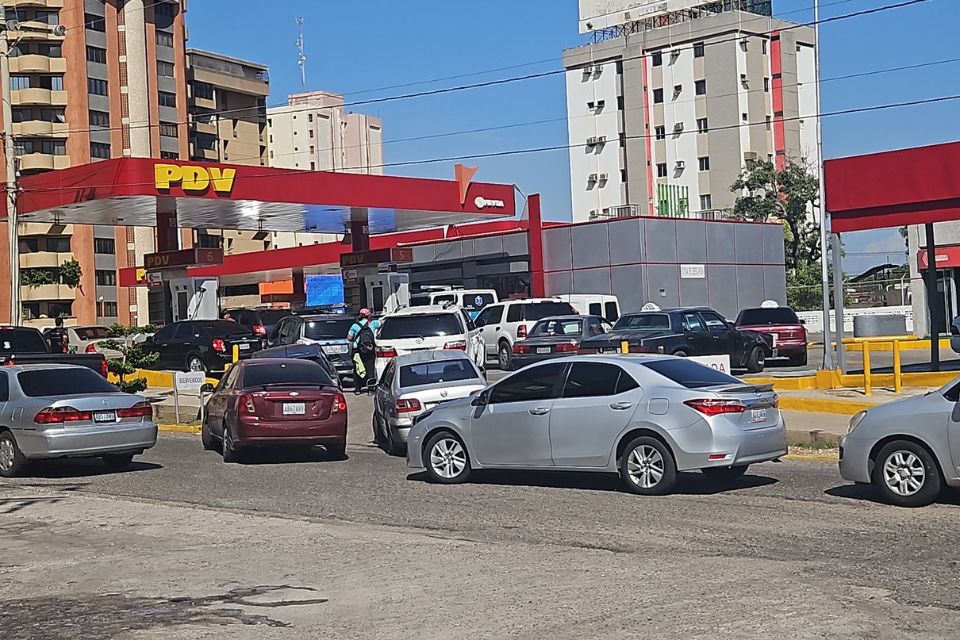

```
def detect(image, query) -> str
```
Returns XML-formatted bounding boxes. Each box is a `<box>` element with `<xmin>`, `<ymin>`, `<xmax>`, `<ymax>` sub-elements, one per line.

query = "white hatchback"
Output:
<box><xmin>374</xmin><ymin>305</ymin><xmax>485</xmax><ymax>380</ymax></box>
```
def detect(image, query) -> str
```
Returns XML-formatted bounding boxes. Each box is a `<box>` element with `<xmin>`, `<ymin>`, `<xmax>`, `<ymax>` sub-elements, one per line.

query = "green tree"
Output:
<box><xmin>100</xmin><ymin>334</ymin><xmax>159</xmax><ymax>394</ymax></box>
<box><xmin>59</xmin><ymin>258</ymin><xmax>82</xmax><ymax>288</ymax></box>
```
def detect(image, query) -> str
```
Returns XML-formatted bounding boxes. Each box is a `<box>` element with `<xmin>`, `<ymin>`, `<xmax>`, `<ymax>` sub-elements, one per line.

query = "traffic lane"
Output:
<box><xmin>17</xmin><ymin>432</ymin><xmax>960</xmax><ymax>613</ymax></box>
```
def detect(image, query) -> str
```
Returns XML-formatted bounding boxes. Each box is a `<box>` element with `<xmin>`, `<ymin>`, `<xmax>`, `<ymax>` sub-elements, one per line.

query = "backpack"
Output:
<box><xmin>357</xmin><ymin>323</ymin><xmax>376</xmax><ymax>356</ymax></box>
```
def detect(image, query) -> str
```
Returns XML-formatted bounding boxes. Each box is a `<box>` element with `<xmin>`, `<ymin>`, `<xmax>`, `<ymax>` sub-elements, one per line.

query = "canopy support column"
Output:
<box><xmin>925</xmin><ymin>223</ymin><xmax>941</xmax><ymax>372</ymax></box>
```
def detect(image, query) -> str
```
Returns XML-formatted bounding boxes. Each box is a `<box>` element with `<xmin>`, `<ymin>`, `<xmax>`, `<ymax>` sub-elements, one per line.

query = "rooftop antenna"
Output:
<box><xmin>295</xmin><ymin>17</ymin><xmax>307</xmax><ymax>88</ymax></box>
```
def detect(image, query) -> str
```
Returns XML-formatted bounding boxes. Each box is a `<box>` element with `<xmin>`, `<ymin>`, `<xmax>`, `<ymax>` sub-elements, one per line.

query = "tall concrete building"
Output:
<box><xmin>565</xmin><ymin>3</ymin><xmax>817</xmax><ymax>222</ymax></box>
<box><xmin>0</xmin><ymin>0</ymin><xmax>189</xmax><ymax>326</ymax></box>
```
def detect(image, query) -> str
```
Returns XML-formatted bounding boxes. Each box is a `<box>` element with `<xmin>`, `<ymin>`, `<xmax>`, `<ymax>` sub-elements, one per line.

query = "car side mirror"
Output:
<box><xmin>200</xmin><ymin>383</ymin><xmax>215</xmax><ymax>394</ymax></box>
<box><xmin>470</xmin><ymin>389</ymin><xmax>489</xmax><ymax>407</ymax></box>
<box><xmin>799</xmin><ymin>319</ymin><xmax>806</xmax><ymax>325</ymax></box>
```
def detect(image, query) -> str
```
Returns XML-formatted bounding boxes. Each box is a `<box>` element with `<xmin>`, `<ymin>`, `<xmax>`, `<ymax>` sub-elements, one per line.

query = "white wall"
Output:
<box><xmin>797</xmin><ymin>305</ymin><xmax>913</xmax><ymax>334</ymax></box>
<box><xmin>659</xmin><ymin>47</ymin><xmax>700</xmax><ymax>207</ymax></box>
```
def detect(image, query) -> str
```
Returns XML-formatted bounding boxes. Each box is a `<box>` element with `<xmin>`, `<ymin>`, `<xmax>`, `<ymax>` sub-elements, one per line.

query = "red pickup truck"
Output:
<box><xmin>735</xmin><ymin>307</ymin><xmax>808</xmax><ymax>366</ymax></box>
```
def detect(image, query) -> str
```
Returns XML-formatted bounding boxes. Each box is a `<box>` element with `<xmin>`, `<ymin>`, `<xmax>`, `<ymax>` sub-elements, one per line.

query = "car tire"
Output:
<box><xmin>498</xmin><ymin>341</ymin><xmax>513</xmax><ymax>371</ymax></box>
<box><xmin>187</xmin><ymin>355</ymin><xmax>207</xmax><ymax>374</ymax></box>
<box><xmin>102</xmin><ymin>453</ymin><xmax>135</xmax><ymax>472</ymax></box>
<box><xmin>619</xmin><ymin>436</ymin><xmax>677</xmax><ymax>496</ymax></box>
<box><xmin>873</xmin><ymin>440</ymin><xmax>942</xmax><ymax>507</ymax></box>
<box><xmin>672</xmin><ymin>350</ymin><xmax>689</xmax><ymax>358</ymax></box>
<box><xmin>201</xmin><ymin>418</ymin><xmax>217</xmax><ymax>451</ymax></box>
<box><xmin>0</xmin><ymin>430</ymin><xmax>29</xmax><ymax>478</ymax></box>
<box><xmin>326</xmin><ymin>443</ymin><xmax>347</xmax><ymax>459</ymax></box>
<box><xmin>372</xmin><ymin>412</ymin><xmax>385</xmax><ymax>446</ymax></box>
<box><xmin>701</xmin><ymin>465</ymin><xmax>749</xmax><ymax>483</ymax></box>
<box><xmin>222</xmin><ymin>422</ymin><xmax>242</xmax><ymax>463</ymax></box>
<box><xmin>746</xmin><ymin>346</ymin><xmax>766</xmax><ymax>373</ymax></box>
<box><xmin>386</xmin><ymin>425</ymin><xmax>405</xmax><ymax>457</ymax></box>
<box><xmin>423</xmin><ymin>431</ymin><xmax>471</xmax><ymax>484</ymax></box>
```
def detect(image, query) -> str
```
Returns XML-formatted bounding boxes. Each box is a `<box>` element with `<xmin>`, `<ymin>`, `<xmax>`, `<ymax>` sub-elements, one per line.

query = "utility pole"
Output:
<box><xmin>0</xmin><ymin>7</ymin><xmax>20</xmax><ymax>326</ymax></box>
<box><xmin>813</xmin><ymin>0</ymin><xmax>833</xmax><ymax>370</ymax></box>
<box><xmin>296</xmin><ymin>17</ymin><xmax>306</xmax><ymax>88</ymax></box>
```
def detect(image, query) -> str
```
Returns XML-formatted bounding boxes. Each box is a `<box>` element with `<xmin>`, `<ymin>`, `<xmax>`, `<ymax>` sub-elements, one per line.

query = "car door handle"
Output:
<box><xmin>610</xmin><ymin>402</ymin><xmax>633</xmax><ymax>411</ymax></box>
<box><xmin>529</xmin><ymin>407</ymin><xmax>550</xmax><ymax>416</ymax></box>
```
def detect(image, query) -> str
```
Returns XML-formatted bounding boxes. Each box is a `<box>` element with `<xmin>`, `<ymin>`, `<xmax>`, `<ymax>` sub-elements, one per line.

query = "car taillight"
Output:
<box><xmin>332</xmin><ymin>392</ymin><xmax>347</xmax><ymax>413</ymax></box>
<box><xmin>517</xmin><ymin>324</ymin><xmax>527</xmax><ymax>338</ymax></box>
<box><xmin>684</xmin><ymin>399</ymin><xmax>746</xmax><ymax>416</ymax></box>
<box><xmin>377</xmin><ymin>346</ymin><xmax>398</xmax><ymax>358</ymax></box>
<box><xmin>100</xmin><ymin>358</ymin><xmax>109</xmax><ymax>378</ymax></box>
<box><xmin>628</xmin><ymin>345</ymin><xmax>649</xmax><ymax>353</ymax></box>
<box><xmin>253</xmin><ymin>324</ymin><xmax>266</xmax><ymax>336</ymax></box>
<box><xmin>212</xmin><ymin>338</ymin><xmax>226</xmax><ymax>353</ymax></box>
<box><xmin>555</xmin><ymin>342</ymin><xmax>578</xmax><ymax>353</ymax></box>
<box><xmin>512</xmin><ymin>343</ymin><xmax>530</xmax><ymax>354</ymax></box>
<box><xmin>86</xmin><ymin>343</ymin><xmax>98</xmax><ymax>354</ymax></box>
<box><xmin>118</xmin><ymin>401</ymin><xmax>153</xmax><ymax>419</ymax></box>
<box><xmin>443</xmin><ymin>340</ymin><xmax>467</xmax><ymax>351</ymax></box>
<box><xmin>396</xmin><ymin>398</ymin><xmax>423</xmax><ymax>413</ymax></box>
<box><xmin>578</xmin><ymin>347</ymin><xmax>598</xmax><ymax>355</ymax></box>
<box><xmin>238</xmin><ymin>393</ymin><xmax>256</xmax><ymax>415</ymax></box>
<box><xmin>34</xmin><ymin>406</ymin><xmax>93</xmax><ymax>424</ymax></box>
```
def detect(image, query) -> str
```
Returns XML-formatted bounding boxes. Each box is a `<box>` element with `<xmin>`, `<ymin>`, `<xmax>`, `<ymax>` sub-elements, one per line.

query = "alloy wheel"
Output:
<box><xmin>429</xmin><ymin>438</ymin><xmax>466</xmax><ymax>479</ymax></box>
<box><xmin>627</xmin><ymin>445</ymin><xmax>665</xmax><ymax>489</ymax></box>
<box><xmin>882</xmin><ymin>450</ymin><xmax>926</xmax><ymax>496</ymax></box>
<box><xmin>0</xmin><ymin>438</ymin><xmax>14</xmax><ymax>472</ymax></box>
<box><xmin>189</xmin><ymin>357</ymin><xmax>204</xmax><ymax>373</ymax></box>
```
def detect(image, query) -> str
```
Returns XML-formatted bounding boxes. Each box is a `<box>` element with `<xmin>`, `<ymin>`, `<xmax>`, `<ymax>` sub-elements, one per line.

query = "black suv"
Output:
<box><xmin>141</xmin><ymin>320</ymin><xmax>262</xmax><ymax>373</ymax></box>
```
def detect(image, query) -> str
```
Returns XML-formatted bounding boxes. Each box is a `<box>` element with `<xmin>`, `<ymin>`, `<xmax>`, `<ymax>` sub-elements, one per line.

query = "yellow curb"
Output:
<box><xmin>778</xmin><ymin>396</ymin><xmax>877</xmax><ymax>415</ymax></box>
<box><xmin>784</xmin><ymin>453</ymin><xmax>838</xmax><ymax>462</ymax></box>
<box><xmin>159</xmin><ymin>424</ymin><xmax>201</xmax><ymax>434</ymax></box>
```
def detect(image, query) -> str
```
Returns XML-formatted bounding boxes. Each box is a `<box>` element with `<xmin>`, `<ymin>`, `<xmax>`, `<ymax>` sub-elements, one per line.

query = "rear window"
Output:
<box><xmin>18</xmin><ymin>368</ymin><xmax>118</xmax><ymax>397</ymax></box>
<box><xmin>194</xmin><ymin>321</ymin><xmax>252</xmax><ymax>337</ymax></box>
<box><xmin>242</xmin><ymin>361</ymin><xmax>333</xmax><ymax>388</ymax></box>
<box><xmin>257</xmin><ymin>310</ymin><xmax>291</xmax><ymax>325</ymax></box>
<box><xmin>615</xmin><ymin>314</ymin><xmax>671</xmax><ymax>330</ymax></box>
<box><xmin>0</xmin><ymin>329</ymin><xmax>48</xmax><ymax>353</ymax></box>
<box><xmin>523</xmin><ymin>302</ymin><xmax>576</xmax><ymax>321</ymax></box>
<box><xmin>409</xmin><ymin>295</ymin><xmax>431</xmax><ymax>307</ymax></box>
<box><xmin>530</xmin><ymin>319</ymin><xmax>582</xmax><ymax>337</ymax></box>
<box><xmin>74</xmin><ymin>327</ymin><xmax>111</xmax><ymax>341</ymax></box>
<box><xmin>379</xmin><ymin>314</ymin><xmax>463</xmax><ymax>340</ymax></box>
<box><xmin>736</xmin><ymin>308</ymin><xmax>800</xmax><ymax>326</ymax></box>
<box><xmin>643</xmin><ymin>359</ymin><xmax>740</xmax><ymax>389</ymax></box>
<box><xmin>463</xmin><ymin>293</ymin><xmax>496</xmax><ymax>311</ymax></box>
<box><xmin>304</xmin><ymin>318</ymin><xmax>354</xmax><ymax>340</ymax></box>
<box><xmin>399</xmin><ymin>359</ymin><xmax>480</xmax><ymax>388</ymax></box>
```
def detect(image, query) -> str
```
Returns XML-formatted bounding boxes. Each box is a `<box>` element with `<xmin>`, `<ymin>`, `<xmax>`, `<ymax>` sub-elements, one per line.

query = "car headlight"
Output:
<box><xmin>848</xmin><ymin>410</ymin><xmax>868</xmax><ymax>435</ymax></box>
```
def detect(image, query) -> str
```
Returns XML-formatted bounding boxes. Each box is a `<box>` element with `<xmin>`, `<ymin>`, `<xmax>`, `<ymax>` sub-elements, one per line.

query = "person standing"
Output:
<box><xmin>347</xmin><ymin>309</ymin><xmax>381</xmax><ymax>395</ymax></box>
<box><xmin>47</xmin><ymin>317</ymin><xmax>68</xmax><ymax>354</ymax></box>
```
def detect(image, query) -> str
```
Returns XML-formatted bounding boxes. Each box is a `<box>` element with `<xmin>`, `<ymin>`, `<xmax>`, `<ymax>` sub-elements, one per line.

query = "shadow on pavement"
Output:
<box><xmin>233</xmin><ymin>446</ymin><xmax>348</xmax><ymax>466</ymax></box>
<box><xmin>21</xmin><ymin>459</ymin><xmax>161</xmax><ymax>479</ymax></box>
<box><xmin>825</xmin><ymin>483</ymin><xmax>960</xmax><ymax>507</ymax></box>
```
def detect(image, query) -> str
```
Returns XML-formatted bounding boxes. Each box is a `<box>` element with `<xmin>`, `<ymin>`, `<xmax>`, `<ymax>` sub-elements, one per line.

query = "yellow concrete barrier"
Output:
<box><xmin>108</xmin><ymin>368</ymin><xmax>219</xmax><ymax>389</ymax></box>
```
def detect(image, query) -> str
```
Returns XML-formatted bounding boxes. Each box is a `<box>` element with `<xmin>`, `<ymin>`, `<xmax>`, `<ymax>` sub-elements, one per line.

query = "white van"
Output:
<box><xmin>409</xmin><ymin>288</ymin><xmax>498</xmax><ymax>320</ymax></box>
<box><xmin>554</xmin><ymin>294</ymin><xmax>621</xmax><ymax>324</ymax></box>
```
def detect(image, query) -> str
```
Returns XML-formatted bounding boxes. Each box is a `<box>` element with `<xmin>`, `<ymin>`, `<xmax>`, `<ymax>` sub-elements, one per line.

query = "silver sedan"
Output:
<box><xmin>373</xmin><ymin>350</ymin><xmax>486</xmax><ymax>455</ymax></box>
<box><xmin>0</xmin><ymin>364</ymin><xmax>157</xmax><ymax>477</ymax></box>
<box><xmin>840</xmin><ymin>379</ymin><xmax>960</xmax><ymax>507</ymax></box>
<box><xmin>406</xmin><ymin>355</ymin><xmax>786</xmax><ymax>495</ymax></box>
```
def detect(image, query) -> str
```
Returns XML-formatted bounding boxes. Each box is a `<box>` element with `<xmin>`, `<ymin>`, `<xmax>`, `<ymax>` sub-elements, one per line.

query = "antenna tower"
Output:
<box><xmin>296</xmin><ymin>17</ymin><xmax>307</xmax><ymax>87</ymax></box>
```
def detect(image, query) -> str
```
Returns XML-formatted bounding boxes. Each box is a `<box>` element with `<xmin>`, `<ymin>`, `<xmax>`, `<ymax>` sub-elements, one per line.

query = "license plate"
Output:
<box><xmin>324</xmin><ymin>344</ymin><xmax>349</xmax><ymax>355</ymax></box>
<box><xmin>283</xmin><ymin>403</ymin><xmax>306</xmax><ymax>416</ymax></box>
<box><xmin>750</xmin><ymin>408</ymin><xmax>768</xmax><ymax>423</ymax></box>
<box><xmin>94</xmin><ymin>411</ymin><xmax>116</xmax><ymax>423</ymax></box>
<box><xmin>536</xmin><ymin>347</ymin><xmax>551</xmax><ymax>354</ymax></box>
<box><xmin>238</xmin><ymin>343</ymin><xmax>250</xmax><ymax>350</ymax></box>
<box><xmin>600</xmin><ymin>348</ymin><xmax>619</xmax><ymax>354</ymax></box>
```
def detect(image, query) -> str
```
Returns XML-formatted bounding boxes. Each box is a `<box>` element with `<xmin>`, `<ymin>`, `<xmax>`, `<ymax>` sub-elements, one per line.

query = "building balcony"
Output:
<box><xmin>10</xmin><ymin>0</ymin><xmax>65</xmax><ymax>7</ymax></box>
<box><xmin>191</xmin><ymin>95</ymin><xmax>216</xmax><ymax>110</ymax></box>
<box><xmin>191</xmin><ymin>119</ymin><xmax>218</xmax><ymax>136</ymax></box>
<box><xmin>13</xmin><ymin>120</ymin><xmax>69</xmax><ymax>137</ymax></box>
<box><xmin>8</xmin><ymin>23</ymin><xmax>66</xmax><ymax>41</ymax></box>
<box><xmin>191</xmin><ymin>146</ymin><xmax>219</xmax><ymax>161</ymax></box>
<box><xmin>9</xmin><ymin>55</ymin><xmax>67</xmax><ymax>74</ymax></box>
<box><xmin>12</xmin><ymin>88</ymin><xmax>68</xmax><ymax>106</ymax></box>
<box><xmin>18</xmin><ymin>153</ymin><xmax>69</xmax><ymax>172</ymax></box>
<box><xmin>21</xmin><ymin>283</ymin><xmax>75</xmax><ymax>302</ymax></box>
<box><xmin>20</xmin><ymin>222</ymin><xmax>72</xmax><ymax>236</ymax></box>
<box><xmin>20</xmin><ymin>251</ymin><xmax>70</xmax><ymax>269</ymax></box>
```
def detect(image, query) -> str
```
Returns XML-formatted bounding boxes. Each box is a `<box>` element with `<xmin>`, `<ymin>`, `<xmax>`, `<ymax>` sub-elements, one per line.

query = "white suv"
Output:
<box><xmin>374</xmin><ymin>305</ymin><xmax>485</xmax><ymax>379</ymax></box>
<box><xmin>474</xmin><ymin>298</ymin><xmax>577</xmax><ymax>370</ymax></box>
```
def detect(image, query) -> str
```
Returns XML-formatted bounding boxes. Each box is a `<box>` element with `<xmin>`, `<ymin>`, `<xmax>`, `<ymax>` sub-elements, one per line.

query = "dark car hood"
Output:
<box><xmin>582</xmin><ymin>329</ymin><xmax>676</xmax><ymax>344</ymax></box>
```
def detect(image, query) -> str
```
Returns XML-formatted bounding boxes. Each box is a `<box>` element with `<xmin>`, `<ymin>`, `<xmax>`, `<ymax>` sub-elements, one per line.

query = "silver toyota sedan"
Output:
<box><xmin>0</xmin><ymin>364</ymin><xmax>158</xmax><ymax>477</ymax></box>
<box><xmin>373</xmin><ymin>350</ymin><xmax>486</xmax><ymax>455</ymax></box>
<box><xmin>406</xmin><ymin>355</ymin><xmax>786</xmax><ymax>494</ymax></box>
<box><xmin>840</xmin><ymin>378</ymin><xmax>960</xmax><ymax>507</ymax></box>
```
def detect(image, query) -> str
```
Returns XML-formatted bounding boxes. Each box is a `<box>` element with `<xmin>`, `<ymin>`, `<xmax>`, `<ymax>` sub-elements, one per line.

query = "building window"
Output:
<box><xmin>9</xmin><ymin>75</ymin><xmax>29</xmax><ymax>90</ymax></box>
<box><xmin>85</xmin><ymin>13</ymin><xmax>106</xmax><ymax>32</ymax></box>
<box><xmin>43</xmin><ymin>76</ymin><xmax>64</xmax><ymax>91</ymax></box>
<box><xmin>158</xmin><ymin>91</ymin><xmax>177</xmax><ymax>107</ymax></box>
<box><xmin>309</xmin><ymin>129</ymin><xmax>314</xmax><ymax>138</ymax></box>
<box><xmin>94</xmin><ymin>238</ymin><xmax>115</xmax><ymax>254</ymax></box>
<box><xmin>101</xmin><ymin>301</ymin><xmax>118</xmax><ymax>318</ymax></box>
<box><xmin>159</xmin><ymin>122</ymin><xmax>178</xmax><ymax>138</ymax></box>
<box><xmin>693</xmin><ymin>42</ymin><xmax>705</xmax><ymax>58</ymax></box>
<box><xmin>651</xmin><ymin>51</ymin><xmax>662</xmax><ymax>66</ymax></box>
<box><xmin>160</xmin><ymin>151</ymin><xmax>179</xmax><ymax>159</ymax></box>
<box><xmin>157</xmin><ymin>61</ymin><xmax>175</xmax><ymax>78</ymax></box>
<box><xmin>38</xmin><ymin>44</ymin><xmax>62</xmax><ymax>57</ymax></box>
<box><xmin>762</xmin><ymin>39</ymin><xmax>768</xmax><ymax>54</ymax></box>
<box><xmin>653</xmin><ymin>88</ymin><xmax>663</xmax><ymax>104</ymax></box>
<box><xmin>156</xmin><ymin>31</ymin><xmax>174</xmax><ymax>47</ymax></box>
<box><xmin>88</xmin><ymin>78</ymin><xmax>108</xmax><ymax>96</ymax></box>
<box><xmin>35</xmin><ymin>10</ymin><xmax>60</xmax><ymax>25</ymax></box>
<box><xmin>48</xmin><ymin>302</ymin><xmax>73</xmax><ymax>318</ymax></box>
<box><xmin>308</xmin><ymin>114</ymin><xmax>313</xmax><ymax>123</ymax></box>
<box><xmin>766</xmin><ymin>115</ymin><xmax>772</xmax><ymax>130</ymax></box>
<box><xmin>196</xmin><ymin>234</ymin><xmax>223</xmax><ymax>249</ymax></box>
<box><xmin>154</xmin><ymin>2</ymin><xmax>176</xmax><ymax>18</ymax></box>
<box><xmin>47</xmin><ymin>236</ymin><xmax>70</xmax><ymax>252</ymax></box>
<box><xmin>764</xmin><ymin>77</ymin><xmax>770</xmax><ymax>92</ymax></box>
<box><xmin>13</xmin><ymin>140</ymin><xmax>32</xmax><ymax>155</ymax></box>
<box><xmin>39</xmin><ymin>139</ymin><xmax>66</xmax><ymax>155</ymax></box>
<box><xmin>95</xmin><ymin>269</ymin><xmax>117</xmax><ymax>286</ymax></box>
<box><xmin>697</xmin><ymin>118</ymin><xmax>709</xmax><ymax>133</ymax></box>
<box><xmin>656</xmin><ymin>163</ymin><xmax>667</xmax><ymax>178</ymax></box>
<box><xmin>12</xmin><ymin>108</ymin><xmax>30</xmax><ymax>123</ymax></box>
<box><xmin>695</xmin><ymin>79</ymin><xmax>707</xmax><ymax>95</ymax></box>
<box><xmin>698</xmin><ymin>156</ymin><xmax>710</xmax><ymax>171</ymax></box>
<box><xmin>742</xmin><ymin>112</ymin><xmax>749</xmax><ymax>122</ymax></box>
<box><xmin>40</xmin><ymin>109</ymin><xmax>64</xmax><ymax>123</ymax></box>
<box><xmin>700</xmin><ymin>194</ymin><xmax>713</xmax><ymax>210</ymax></box>
<box><xmin>654</xmin><ymin>126</ymin><xmax>666</xmax><ymax>141</ymax></box>
<box><xmin>90</xmin><ymin>142</ymin><xmax>111</xmax><ymax>159</ymax></box>
<box><xmin>193</xmin><ymin>82</ymin><xmax>214</xmax><ymax>100</ymax></box>
<box><xmin>89</xmin><ymin>110</ymin><xmax>110</xmax><ymax>128</ymax></box>
<box><xmin>86</xmin><ymin>46</ymin><xmax>107</xmax><ymax>64</ymax></box>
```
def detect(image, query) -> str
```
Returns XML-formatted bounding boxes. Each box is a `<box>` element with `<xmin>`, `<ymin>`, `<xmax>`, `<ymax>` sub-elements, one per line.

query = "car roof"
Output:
<box><xmin>498</xmin><ymin>298</ymin><xmax>563</xmax><ymax>305</ymax></box>
<box><xmin>6</xmin><ymin>363</ymin><xmax>99</xmax><ymax>372</ymax></box>
<box><xmin>299</xmin><ymin>314</ymin><xmax>352</xmax><ymax>321</ymax></box>
<box><xmin>531</xmin><ymin>315</ymin><xmax>593</xmax><ymax>322</ymax></box>
<box><xmin>388</xmin><ymin>305</ymin><xmax>462</xmax><ymax>316</ymax></box>
<box><xmin>392</xmin><ymin>349</ymin><xmax>473</xmax><ymax>366</ymax></box>
<box><xmin>241</xmin><ymin>357</ymin><xmax>318</xmax><ymax>367</ymax></box>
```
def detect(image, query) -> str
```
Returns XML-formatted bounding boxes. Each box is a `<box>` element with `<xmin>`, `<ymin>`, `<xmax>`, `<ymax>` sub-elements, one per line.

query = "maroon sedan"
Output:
<box><xmin>201</xmin><ymin>359</ymin><xmax>347</xmax><ymax>462</ymax></box>
<box><xmin>735</xmin><ymin>306</ymin><xmax>808</xmax><ymax>366</ymax></box>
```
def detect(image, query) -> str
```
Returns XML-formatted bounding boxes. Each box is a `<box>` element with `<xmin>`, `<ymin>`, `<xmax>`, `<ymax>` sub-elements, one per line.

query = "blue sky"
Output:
<box><xmin>188</xmin><ymin>0</ymin><xmax>960</xmax><ymax>274</ymax></box>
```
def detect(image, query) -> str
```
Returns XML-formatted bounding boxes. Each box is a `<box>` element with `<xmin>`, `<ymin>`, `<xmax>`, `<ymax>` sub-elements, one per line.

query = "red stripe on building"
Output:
<box><xmin>641</xmin><ymin>54</ymin><xmax>655</xmax><ymax>215</ymax></box>
<box><xmin>770</xmin><ymin>32</ymin><xmax>786</xmax><ymax>170</ymax></box>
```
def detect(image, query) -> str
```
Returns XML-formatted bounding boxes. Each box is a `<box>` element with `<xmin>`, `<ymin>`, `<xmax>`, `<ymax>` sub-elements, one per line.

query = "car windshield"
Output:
<box><xmin>194</xmin><ymin>321</ymin><xmax>252</xmax><ymax>337</ymax></box>
<box><xmin>614</xmin><ymin>314</ymin><xmax>672</xmax><ymax>330</ymax></box>
<box><xmin>258</xmin><ymin>310</ymin><xmax>291</xmax><ymax>325</ymax></box>
<box><xmin>18</xmin><ymin>368</ymin><xmax>119</xmax><ymax>397</ymax></box>
<box><xmin>378</xmin><ymin>314</ymin><xmax>462</xmax><ymax>340</ymax></box>
<box><xmin>530</xmin><ymin>319</ymin><xmax>582</xmax><ymax>337</ymax></box>
<box><xmin>0</xmin><ymin>329</ymin><xmax>48</xmax><ymax>353</ymax></box>
<box><xmin>524</xmin><ymin>302</ymin><xmax>576</xmax><ymax>321</ymax></box>
<box><xmin>243</xmin><ymin>361</ymin><xmax>333</xmax><ymax>388</ymax></box>
<box><xmin>736</xmin><ymin>308</ymin><xmax>800</xmax><ymax>325</ymax></box>
<box><xmin>304</xmin><ymin>318</ymin><xmax>354</xmax><ymax>340</ymax></box>
<box><xmin>399</xmin><ymin>359</ymin><xmax>480</xmax><ymax>388</ymax></box>
<box><xmin>642</xmin><ymin>359</ymin><xmax>740</xmax><ymax>389</ymax></box>
<box><xmin>74</xmin><ymin>327</ymin><xmax>111</xmax><ymax>340</ymax></box>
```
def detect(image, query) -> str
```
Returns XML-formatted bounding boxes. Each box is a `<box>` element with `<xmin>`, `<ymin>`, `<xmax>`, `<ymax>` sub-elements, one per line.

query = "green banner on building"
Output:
<box><xmin>657</xmin><ymin>183</ymin><xmax>690</xmax><ymax>217</ymax></box>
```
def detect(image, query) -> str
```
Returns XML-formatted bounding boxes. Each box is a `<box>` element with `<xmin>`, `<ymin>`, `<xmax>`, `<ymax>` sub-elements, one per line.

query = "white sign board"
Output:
<box><xmin>690</xmin><ymin>355</ymin><xmax>732</xmax><ymax>375</ymax></box>
<box><xmin>579</xmin><ymin>0</ymin><xmax>705</xmax><ymax>33</ymax></box>
<box><xmin>680</xmin><ymin>264</ymin><xmax>706</xmax><ymax>279</ymax></box>
<box><xmin>175</xmin><ymin>371</ymin><xmax>205</xmax><ymax>392</ymax></box>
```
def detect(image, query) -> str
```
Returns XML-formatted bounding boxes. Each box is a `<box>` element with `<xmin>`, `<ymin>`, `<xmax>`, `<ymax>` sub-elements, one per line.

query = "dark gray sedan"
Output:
<box><xmin>510</xmin><ymin>315</ymin><xmax>611</xmax><ymax>368</ymax></box>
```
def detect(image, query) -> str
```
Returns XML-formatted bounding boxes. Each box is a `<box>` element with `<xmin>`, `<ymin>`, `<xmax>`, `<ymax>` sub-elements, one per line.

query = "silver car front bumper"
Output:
<box><xmin>18</xmin><ymin>421</ymin><xmax>159</xmax><ymax>459</ymax></box>
<box><xmin>837</xmin><ymin>434</ymin><xmax>872</xmax><ymax>484</ymax></box>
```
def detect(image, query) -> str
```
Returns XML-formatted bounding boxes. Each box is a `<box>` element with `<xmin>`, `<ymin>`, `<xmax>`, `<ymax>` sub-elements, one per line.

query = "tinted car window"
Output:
<box><xmin>643</xmin><ymin>359</ymin><xmax>740</xmax><ymax>389</ymax></box>
<box><xmin>475</xmin><ymin>305</ymin><xmax>503</xmax><ymax>326</ymax></box>
<box><xmin>562</xmin><ymin>363</ymin><xmax>623</xmax><ymax>398</ymax></box>
<box><xmin>464</xmin><ymin>293</ymin><xmax>496</xmax><ymax>311</ymax></box>
<box><xmin>399</xmin><ymin>359</ymin><xmax>480</xmax><ymax>388</ymax></box>
<box><xmin>304</xmin><ymin>318</ymin><xmax>354</xmax><ymax>340</ymax></box>
<box><xmin>699</xmin><ymin>312</ymin><xmax>729</xmax><ymax>333</ymax></box>
<box><xmin>681</xmin><ymin>313</ymin><xmax>705</xmax><ymax>333</ymax></box>
<box><xmin>489</xmin><ymin>362</ymin><xmax>564</xmax><ymax>404</ymax></box>
<box><xmin>172</xmin><ymin>323</ymin><xmax>196</xmax><ymax>340</ymax></box>
<box><xmin>433</xmin><ymin>294</ymin><xmax>457</xmax><ymax>305</ymax></box>
<box><xmin>615</xmin><ymin>370</ymin><xmax>639</xmax><ymax>394</ymax></box>
<box><xmin>74</xmin><ymin>327</ymin><xmax>111</xmax><ymax>340</ymax></box>
<box><xmin>604</xmin><ymin>301</ymin><xmax>620</xmax><ymax>321</ymax></box>
<box><xmin>0</xmin><ymin>328</ymin><xmax>48</xmax><ymax>352</ymax></box>
<box><xmin>18</xmin><ymin>368</ymin><xmax>118</xmax><ymax>397</ymax></box>
<box><xmin>522</xmin><ymin>302</ymin><xmax>576</xmax><ymax>321</ymax></box>
<box><xmin>378</xmin><ymin>314</ymin><xmax>463</xmax><ymax>339</ymax></box>
<box><xmin>257</xmin><ymin>310</ymin><xmax>291</xmax><ymax>325</ymax></box>
<box><xmin>530</xmin><ymin>319</ymin><xmax>582</xmax><ymax>337</ymax></box>
<box><xmin>194</xmin><ymin>321</ymin><xmax>252</xmax><ymax>337</ymax></box>
<box><xmin>736</xmin><ymin>308</ymin><xmax>800</xmax><ymax>325</ymax></box>
<box><xmin>409</xmin><ymin>294</ymin><xmax>431</xmax><ymax>307</ymax></box>
<box><xmin>0</xmin><ymin>371</ymin><xmax>9</xmax><ymax>402</ymax></box>
<box><xmin>615</xmin><ymin>314</ymin><xmax>671</xmax><ymax>330</ymax></box>
<box><xmin>152</xmin><ymin>324</ymin><xmax>175</xmax><ymax>341</ymax></box>
<box><xmin>506</xmin><ymin>304</ymin><xmax>522</xmax><ymax>322</ymax></box>
<box><xmin>242</xmin><ymin>361</ymin><xmax>333</xmax><ymax>388</ymax></box>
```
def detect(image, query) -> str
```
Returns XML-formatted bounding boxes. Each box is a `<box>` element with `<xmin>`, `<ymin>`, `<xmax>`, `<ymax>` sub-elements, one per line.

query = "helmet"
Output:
<box><xmin>359</xmin><ymin>308</ymin><xmax>372</xmax><ymax>318</ymax></box>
